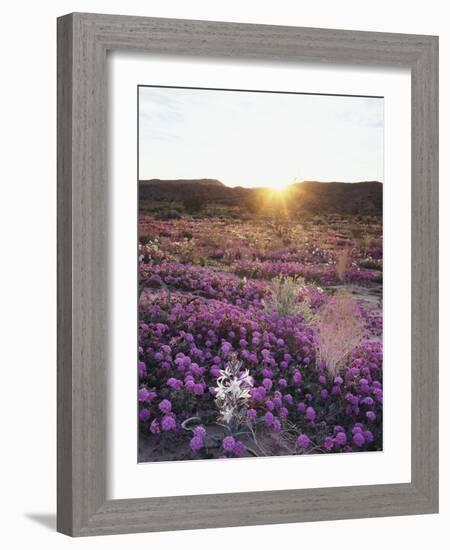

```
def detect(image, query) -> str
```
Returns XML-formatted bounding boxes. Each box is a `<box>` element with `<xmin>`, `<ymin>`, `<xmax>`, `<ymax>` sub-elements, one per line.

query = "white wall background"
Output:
<box><xmin>0</xmin><ymin>1</ymin><xmax>447</xmax><ymax>548</ymax></box>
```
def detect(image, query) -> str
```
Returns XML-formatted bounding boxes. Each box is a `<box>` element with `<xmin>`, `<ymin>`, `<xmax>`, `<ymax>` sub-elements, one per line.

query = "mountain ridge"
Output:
<box><xmin>139</xmin><ymin>178</ymin><xmax>383</xmax><ymax>215</ymax></box>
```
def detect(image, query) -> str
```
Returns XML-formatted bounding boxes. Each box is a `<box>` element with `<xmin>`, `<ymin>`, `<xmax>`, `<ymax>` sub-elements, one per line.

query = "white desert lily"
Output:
<box><xmin>214</xmin><ymin>353</ymin><xmax>253</xmax><ymax>429</ymax></box>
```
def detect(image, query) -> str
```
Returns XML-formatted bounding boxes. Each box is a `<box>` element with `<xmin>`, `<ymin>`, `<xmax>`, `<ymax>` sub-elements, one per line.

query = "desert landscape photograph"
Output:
<box><xmin>137</xmin><ymin>86</ymin><xmax>383</xmax><ymax>462</ymax></box>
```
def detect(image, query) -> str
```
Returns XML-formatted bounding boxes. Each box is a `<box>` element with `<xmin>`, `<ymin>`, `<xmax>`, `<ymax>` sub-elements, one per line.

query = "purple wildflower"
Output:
<box><xmin>161</xmin><ymin>415</ymin><xmax>176</xmax><ymax>432</ymax></box>
<box><xmin>158</xmin><ymin>399</ymin><xmax>172</xmax><ymax>414</ymax></box>
<box><xmin>232</xmin><ymin>440</ymin><xmax>245</xmax><ymax>457</ymax></box>
<box><xmin>138</xmin><ymin>388</ymin><xmax>152</xmax><ymax>402</ymax></box>
<box><xmin>352</xmin><ymin>432</ymin><xmax>365</xmax><ymax>447</ymax></box>
<box><xmin>320</xmin><ymin>389</ymin><xmax>329</xmax><ymax>399</ymax></box>
<box><xmin>272</xmin><ymin>419</ymin><xmax>281</xmax><ymax>433</ymax></box>
<box><xmin>150</xmin><ymin>419</ymin><xmax>160</xmax><ymax>434</ymax></box>
<box><xmin>265</xmin><ymin>400</ymin><xmax>275</xmax><ymax>411</ymax></box>
<box><xmin>297</xmin><ymin>434</ymin><xmax>310</xmax><ymax>449</ymax></box>
<box><xmin>167</xmin><ymin>377</ymin><xmax>183</xmax><ymax>390</ymax></box>
<box><xmin>190</xmin><ymin>436</ymin><xmax>204</xmax><ymax>451</ymax></box>
<box><xmin>193</xmin><ymin>425</ymin><xmax>206</xmax><ymax>438</ymax></box>
<box><xmin>222</xmin><ymin>436</ymin><xmax>236</xmax><ymax>452</ymax></box>
<box><xmin>305</xmin><ymin>406</ymin><xmax>316</xmax><ymax>421</ymax></box>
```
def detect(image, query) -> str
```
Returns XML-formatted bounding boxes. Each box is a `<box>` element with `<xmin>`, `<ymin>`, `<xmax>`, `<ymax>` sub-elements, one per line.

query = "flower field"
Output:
<box><xmin>138</xmin><ymin>207</ymin><xmax>383</xmax><ymax>461</ymax></box>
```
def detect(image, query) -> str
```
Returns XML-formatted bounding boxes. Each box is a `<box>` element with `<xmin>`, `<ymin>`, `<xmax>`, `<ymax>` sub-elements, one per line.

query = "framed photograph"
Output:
<box><xmin>57</xmin><ymin>13</ymin><xmax>438</xmax><ymax>536</ymax></box>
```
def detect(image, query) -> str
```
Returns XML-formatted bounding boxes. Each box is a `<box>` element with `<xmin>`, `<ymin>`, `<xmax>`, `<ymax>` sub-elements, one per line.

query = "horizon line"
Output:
<box><xmin>138</xmin><ymin>177</ymin><xmax>384</xmax><ymax>189</ymax></box>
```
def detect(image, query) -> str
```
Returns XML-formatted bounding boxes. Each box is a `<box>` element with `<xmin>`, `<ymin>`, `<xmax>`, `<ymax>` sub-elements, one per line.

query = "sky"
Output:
<box><xmin>139</xmin><ymin>86</ymin><xmax>383</xmax><ymax>189</ymax></box>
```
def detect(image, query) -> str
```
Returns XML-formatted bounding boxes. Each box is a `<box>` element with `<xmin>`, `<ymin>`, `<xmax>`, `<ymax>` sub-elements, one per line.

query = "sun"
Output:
<box><xmin>267</xmin><ymin>181</ymin><xmax>289</xmax><ymax>193</ymax></box>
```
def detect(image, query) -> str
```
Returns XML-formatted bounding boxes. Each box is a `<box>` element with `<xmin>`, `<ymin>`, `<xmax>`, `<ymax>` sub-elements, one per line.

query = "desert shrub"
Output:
<box><xmin>359</xmin><ymin>258</ymin><xmax>382</xmax><ymax>270</ymax></box>
<box><xmin>155</xmin><ymin>209</ymin><xmax>181</xmax><ymax>220</ymax></box>
<box><xmin>263</xmin><ymin>275</ymin><xmax>311</xmax><ymax>319</ymax></box>
<box><xmin>315</xmin><ymin>293</ymin><xmax>365</xmax><ymax>377</ymax></box>
<box><xmin>243</xmin><ymin>190</ymin><xmax>268</xmax><ymax>215</ymax></box>
<box><xmin>350</xmin><ymin>225</ymin><xmax>364</xmax><ymax>239</ymax></box>
<box><xmin>296</xmin><ymin>300</ymin><xmax>314</xmax><ymax>323</ymax></box>
<box><xmin>183</xmin><ymin>194</ymin><xmax>206</xmax><ymax>213</ymax></box>
<box><xmin>208</xmin><ymin>249</ymin><xmax>225</xmax><ymax>260</ymax></box>
<box><xmin>371</xmin><ymin>272</ymin><xmax>383</xmax><ymax>284</ymax></box>
<box><xmin>335</xmin><ymin>248</ymin><xmax>350</xmax><ymax>282</ymax></box>
<box><xmin>271</xmin><ymin>221</ymin><xmax>294</xmax><ymax>240</ymax></box>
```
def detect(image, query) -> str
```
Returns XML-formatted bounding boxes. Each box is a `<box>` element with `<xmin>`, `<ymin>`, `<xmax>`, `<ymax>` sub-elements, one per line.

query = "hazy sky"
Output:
<box><xmin>139</xmin><ymin>86</ymin><xmax>383</xmax><ymax>188</ymax></box>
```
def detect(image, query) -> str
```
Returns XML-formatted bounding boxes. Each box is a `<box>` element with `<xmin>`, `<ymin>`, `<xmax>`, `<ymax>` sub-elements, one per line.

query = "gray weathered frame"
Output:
<box><xmin>57</xmin><ymin>12</ymin><xmax>439</xmax><ymax>537</ymax></box>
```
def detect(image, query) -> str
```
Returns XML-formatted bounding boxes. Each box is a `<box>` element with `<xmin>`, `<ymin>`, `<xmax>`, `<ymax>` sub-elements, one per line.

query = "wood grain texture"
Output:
<box><xmin>410</xmin><ymin>36</ymin><xmax>439</xmax><ymax>505</ymax></box>
<box><xmin>57</xmin><ymin>13</ymin><xmax>74</xmax><ymax>535</ymax></box>
<box><xmin>57</xmin><ymin>12</ymin><xmax>439</xmax><ymax>537</ymax></box>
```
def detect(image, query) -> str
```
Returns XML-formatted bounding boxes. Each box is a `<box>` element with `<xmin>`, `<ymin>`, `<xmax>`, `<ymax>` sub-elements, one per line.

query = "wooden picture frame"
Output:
<box><xmin>57</xmin><ymin>12</ymin><xmax>438</xmax><ymax>536</ymax></box>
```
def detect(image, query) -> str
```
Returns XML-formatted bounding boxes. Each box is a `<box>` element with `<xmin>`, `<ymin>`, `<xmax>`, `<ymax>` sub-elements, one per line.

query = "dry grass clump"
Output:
<box><xmin>335</xmin><ymin>248</ymin><xmax>350</xmax><ymax>282</ymax></box>
<box><xmin>263</xmin><ymin>275</ymin><xmax>312</xmax><ymax>320</ymax></box>
<box><xmin>315</xmin><ymin>293</ymin><xmax>364</xmax><ymax>377</ymax></box>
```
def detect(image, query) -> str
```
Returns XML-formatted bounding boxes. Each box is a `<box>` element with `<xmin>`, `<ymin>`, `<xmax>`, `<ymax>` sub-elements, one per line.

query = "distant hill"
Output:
<box><xmin>142</xmin><ymin>178</ymin><xmax>225</xmax><ymax>188</ymax></box>
<box><xmin>290</xmin><ymin>180</ymin><xmax>382</xmax><ymax>214</ymax></box>
<box><xmin>139</xmin><ymin>178</ymin><xmax>382</xmax><ymax>215</ymax></box>
<box><xmin>140</xmin><ymin>178</ymin><xmax>224</xmax><ymax>198</ymax></box>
